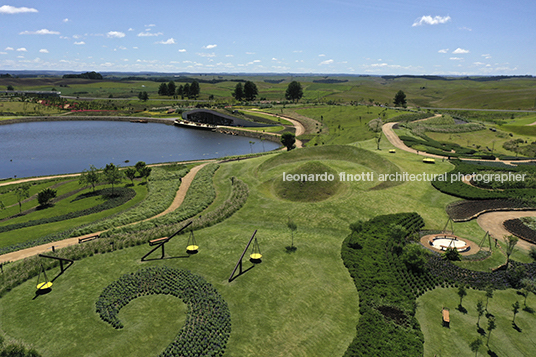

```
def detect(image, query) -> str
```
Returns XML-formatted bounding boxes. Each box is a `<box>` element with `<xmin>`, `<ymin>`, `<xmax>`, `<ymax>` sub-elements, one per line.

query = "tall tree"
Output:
<box><xmin>232</xmin><ymin>82</ymin><xmax>244</xmax><ymax>101</ymax></box>
<box><xmin>189</xmin><ymin>80</ymin><xmax>200</xmax><ymax>99</ymax></box>
<box><xmin>158</xmin><ymin>82</ymin><xmax>168</xmax><ymax>96</ymax></box>
<box><xmin>177</xmin><ymin>85</ymin><xmax>184</xmax><ymax>99</ymax></box>
<box><xmin>139</xmin><ymin>165</ymin><xmax>152</xmax><ymax>183</ymax></box>
<box><xmin>281</xmin><ymin>132</ymin><xmax>296</xmax><ymax>151</ymax></box>
<box><xmin>167</xmin><ymin>81</ymin><xmax>176</xmax><ymax>97</ymax></box>
<box><xmin>287</xmin><ymin>217</ymin><xmax>297</xmax><ymax>248</ymax></box>
<box><xmin>485</xmin><ymin>285</ymin><xmax>494</xmax><ymax>311</ymax></box>
<box><xmin>469</xmin><ymin>338</ymin><xmax>483</xmax><ymax>357</ymax></box>
<box><xmin>15</xmin><ymin>183</ymin><xmax>31</xmax><ymax>213</ymax></box>
<box><xmin>285</xmin><ymin>81</ymin><xmax>303</xmax><ymax>102</ymax></box>
<box><xmin>183</xmin><ymin>83</ymin><xmax>191</xmax><ymax>99</ymax></box>
<box><xmin>103</xmin><ymin>163</ymin><xmax>123</xmax><ymax>195</ymax></box>
<box><xmin>138</xmin><ymin>91</ymin><xmax>148</xmax><ymax>101</ymax></box>
<box><xmin>393</xmin><ymin>90</ymin><xmax>407</xmax><ymax>107</ymax></box>
<box><xmin>243</xmin><ymin>81</ymin><xmax>258</xmax><ymax>101</ymax></box>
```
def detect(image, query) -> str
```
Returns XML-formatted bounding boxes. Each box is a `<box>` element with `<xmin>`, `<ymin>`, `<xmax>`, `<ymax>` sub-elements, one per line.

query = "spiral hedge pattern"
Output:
<box><xmin>96</xmin><ymin>266</ymin><xmax>231</xmax><ymax>357</ymax></box>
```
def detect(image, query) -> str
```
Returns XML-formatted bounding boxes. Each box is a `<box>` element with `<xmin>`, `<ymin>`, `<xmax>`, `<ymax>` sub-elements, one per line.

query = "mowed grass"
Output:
<box><xmin>417</xmin><ymin>287</ymin><xmax>536</xmax><ymax>357</ymax></box>
<box><xmin>0</xmin><ymin>182</ymin><xmax>148</xmax><ymax>248</ymax></box>
<box><xmin>0</xmin><ymin>144</ymin><xmax>466</xmax><ymax>357</ymax></box>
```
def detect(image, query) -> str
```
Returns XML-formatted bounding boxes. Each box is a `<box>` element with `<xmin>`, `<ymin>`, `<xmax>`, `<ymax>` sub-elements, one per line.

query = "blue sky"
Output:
<box><xmin>1</xmin><ymin>0</ymin><xmax>534</xmax><ymax>75</ymax></box>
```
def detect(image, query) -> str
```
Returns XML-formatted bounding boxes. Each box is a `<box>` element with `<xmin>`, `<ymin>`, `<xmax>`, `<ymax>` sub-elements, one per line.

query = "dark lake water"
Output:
<box><xmin>0</xmin><ymin>120</ymin><xmax>280</xmax><ymax>179</ymax></box>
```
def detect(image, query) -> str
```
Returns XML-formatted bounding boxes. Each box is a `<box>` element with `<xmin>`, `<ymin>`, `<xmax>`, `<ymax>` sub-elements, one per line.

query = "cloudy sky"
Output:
<box><xmin>0</xmin><ymin>0</ymin><xmax>534</xmax><ymax>75</ymax></box>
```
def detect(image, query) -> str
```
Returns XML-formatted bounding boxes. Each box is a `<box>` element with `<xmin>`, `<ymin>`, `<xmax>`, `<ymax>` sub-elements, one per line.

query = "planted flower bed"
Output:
<box><xmin>446</xmin><ymin>199</ymin><xmax>531</xmax><ymax>221</ymax></box>
<box><xmin>504</xmin><ymin>218</ymin><xmax>536</xmax><ymax>244</ymax></box>
<box><xmin>96</xmin><ymin>266</ymin><xmax>231</xmax><ymax>357</ymax></box>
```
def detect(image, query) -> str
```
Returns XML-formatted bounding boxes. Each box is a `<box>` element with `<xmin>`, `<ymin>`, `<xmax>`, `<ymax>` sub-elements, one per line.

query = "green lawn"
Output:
<box><xmin>417</xmin><ymin>287</ymin><xmax>536</xmax><ymax>357</ymax></box>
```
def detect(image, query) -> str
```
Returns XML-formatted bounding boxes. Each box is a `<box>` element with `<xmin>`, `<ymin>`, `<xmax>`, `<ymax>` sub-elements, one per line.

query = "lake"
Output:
<box><xmin>0</xmin><ymin>120</ymin><xmax>280</xmax><ymax>179</ymax></box>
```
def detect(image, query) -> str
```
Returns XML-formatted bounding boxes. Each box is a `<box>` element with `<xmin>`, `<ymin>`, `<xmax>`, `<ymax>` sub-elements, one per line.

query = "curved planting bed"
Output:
<box><xmin>446</xmin><ymin>199</ymin><xmax>531</xmax><ymax>221</ymax></box>
<box><xmin>96</xmin><ymin>266</ymin><xmax>231</xmax><ymax>357</ymax></box>
<box><xmin>504</xmin><ymin>218</ymin><xmax>536</xmax><ymax>244</ymax></box>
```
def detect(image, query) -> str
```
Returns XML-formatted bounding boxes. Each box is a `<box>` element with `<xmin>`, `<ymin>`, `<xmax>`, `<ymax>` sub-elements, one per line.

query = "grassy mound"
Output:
<box><xmin>273</xmin><ymin>161</ymin><xmax>341</xmax><ymax>202</ymax></box>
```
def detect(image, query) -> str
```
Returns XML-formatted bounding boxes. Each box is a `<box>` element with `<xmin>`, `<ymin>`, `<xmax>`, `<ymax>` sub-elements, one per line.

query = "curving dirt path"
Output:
<box><xmin>0</xmin><ymin>162</ymin><xmax>211</xmax><ymax>264</ymax></box>
<box><xmin>477</xmin><ymin>211</ymin><xmax>536</xmax><ymax>250</ymax></box>
<box><xmin>242</xmin><ymin>110</ymin><xmax>304</xmax><ymax>148</ymax></box>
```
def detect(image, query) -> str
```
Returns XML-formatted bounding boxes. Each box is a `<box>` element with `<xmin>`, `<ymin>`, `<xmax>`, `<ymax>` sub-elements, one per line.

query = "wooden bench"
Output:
<box><xmin>442</xmin><ymin>308</ymin><xmax>450</xmax><ymax>327</ymax></box>
<box><xmin>149</xmin><ymin>237</ymin><xmax>169</xmax><ymax>246</ymax></box>
<box><xmin>78</xmin><ymin>234</ymin><xmax>99</xmax><ymax>244</ymax></box>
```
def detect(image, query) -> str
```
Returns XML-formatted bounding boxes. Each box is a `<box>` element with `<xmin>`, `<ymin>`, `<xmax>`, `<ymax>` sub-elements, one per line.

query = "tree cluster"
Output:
<box><xmin>62</xmin><ymin>71</ymin><xmax>103</xmax><ymax>80</ymax></box>
<box><xmin>232</xmin><ymin>81</ymin><xmax>258</xmax><ymax>101</ymax></box>
<box><xmin>158</xmin><ymin>80</ymin><xmax>200</xmax><ymax>99</ymax></box>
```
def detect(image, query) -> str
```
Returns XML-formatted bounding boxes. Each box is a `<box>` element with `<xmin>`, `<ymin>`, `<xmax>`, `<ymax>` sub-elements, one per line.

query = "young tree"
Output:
<box><xmin>458</xmin><ymin>284</ymin><xmax>467</xmax><ymax>307</ymax></box>
<box><xmin>285</xmin><ymin>81</ymin><xmax>303</xmax><ymax>102</ymax></box>
<box><xmin>401</xmin><ymin>244</ymin><xmax>427</xmax><ymax>273</ymax></box>
<box><xmin>485</xmin><ymin>285</ymin><xmax>494</xmax><ymax>311</ymax></box>
<box><xmin>135</xmin><ymin>161</ymin><xmax>146</xmax><ymax>175</ymax></box>
<box><xmin>469</xmin><ymin>338</ymin><xmax>483</xmax><ymax>357</ymax></box>
<box><xmin>232</xmin><ymin>82</ymin><xmax>244</xmax><ymax>101</ymax></box>
<box><xmin>280</xmin><ymin>132</ymin><xmax>296</xmax><ymax>151</ymax></box>
<box><xmin>243</xmin><ymin>81</ymin><xmax>258</xmax><ymax>101</ymax></box>
<box><xmin>167</xmin><ymin>81</ymin><xmax>176</xmax><ymax>97</ymax></box>
<box><xmin>287</xmin><ymin>217</ymin><xmax>297</xmax><ymax>248</ymax></box>
<box><xmin>37</xmin><ymin>188</ymin><xmax>57</xmax><ymax>207</ymax></box>
<box><xmin>103</xmin><ymin>163</ymin><xmax>123</xmax><ymax>195</ymax></box>
<box><xmin>512</xmin><ymin>300</ymin><xmax>520</xmax><ymax>323</ymax></box>
<box><xmin>124</xmin><ymin>167</ymin><xmax>137</xmax><ymax>185</ymax></box>
<box><xmin>139</xmin><ymin>165</ymin><xmax>152</xmax><ymax>183</ymax></box>
<box><xmin>138</xmin><ymin>91</ymin><xmax>148</xmax><ymax>101</ymax></box>
<box><xmin>486</xmin><ymin>316</ymin><xmax>496</xmax><ymax>347</ymax></box>
<box><xmin>189</xmin><ymin>80</ymin><xmax>200</xmax><ymax>99</ymax></box>
<box><xmin>476</xmin><ymin>299</ymin><xmax>485</xmax><ymax>327</ymax></box>
<box><xmin>15</xmin><ymin>183</ymin><xmax>31</xmax><ymax>213</ymax></box>
<box><xmin>393</xmin><ymin>90</ymin><xmax>407</xmax><ymax>107</ymax></box>
<box><xmin>505</xmin><ymin>235</ymin><xmax>519</xmax><ymax>267</ymax></box>
<box><xmin>521</xmin><ymin>278</ymin><xmax>535</xmax><ymax>306</ymax></box>
<box><xmin>79</xmin><ymin>165</ymin><xmax>101</xmax><ymax>192</ymax></box>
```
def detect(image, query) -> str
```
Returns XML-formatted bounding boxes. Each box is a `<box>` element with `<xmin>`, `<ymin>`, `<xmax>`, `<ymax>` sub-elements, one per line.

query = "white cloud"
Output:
<box><xmin>438</xmin><ymin>48</ymin><xmax>449</xmax><ymax>53</ymax></box>
<box><xmin>137</xmin><ymin>32</ymin><xmax>163</xmax><ymax>37</ymax></box>
<box><xmin>319</xmin><ymin>59</ymin><xmax>334</xmax><ymax>65</ymax></box>
<box><xmin>225</xmin><ymin>54</ymin><xmax>234</xmax><ymax>57</ymax></box>
<box><xmin>203</xmin><ymin>44</ymin><xmax>217</xmax><ymax>49</ymax></box>
<box><xmin>63</xmin><ymin>18</ymin><xmax>70</xmax><ymax>22</ymax></box>
<box><xmin>74</xmin><ymin>41</ymin><xmax>85</xmax><ymax>45</ymax></box>
<box><xmin>246</xmin><ymin>52</ymin><xmax>255</xmax><ymax>55</ymax></box>
<box><xmin>459</xmin><ymin>26</ymin><xmax>472</xmax><ymax>31</ymax></box>
<box><xmin>16</xmin><ymin>48</ymin><xmax>27</xmax><ymax>52</ymax></box>
<box><xmin>39</xmin><ymin>49</ymin><xmax>49</xmax><ymax>53</ymax></box>
<box><xmin>449</xmin><ymin>57</ymin><xmax>464</xmax><ymax>61</ymax></box>
<box><xmin>452</xmin><ymin>48</ymin><xmax>470</xmax><ymax>54</ymax></box>
<box><xmin>412</xmin><ymin>15</ymin><xmax>451</xmax><ymax>27</ymax></box>
<box><xmin>156</xmin><ymin>38</ymin><xmax>175</xmax><ymax>45</ymax></box>
<box><xmin>128</xmin><ymin>28</ymin><xmax>134</xmax><ymax>31</ymax></box>
<box><xmin>0</xmin><ymin>5</ymin><xmax>38</xmax><ymax>14</ymax></box>
<box><xmin>319</xmin><ymin>54</ymin><xmax>326</xmax><ymax>57</ymax></box>
<box><xmin>5</xmin><ymin>47</ymin><xmax>14</xmax><ymax>51</ymax></box>
<box><xmin>178</xmin><ymin>49</ymin><xmax>186</xmax><ymax>52</ymax></box>
<box><xmin>482</xmin><ymin>54</ymin><xmax>492</xmax><ymax>59</ymax></box>
<box><xmin>473</xmin><ymin>62</ymin><xmax>485</xmax><ymax>66</ymax></box>
<box><xmin>197</xmin><ymin>52</ymin><xmax>216</xmax><ymax>57</ymax></box>
<box><xmin>20</xmin><ymin>29</ymin><xmax>60</xmax><ymax>35</ymax></box>
<box><xmin>107</xmin><ymin>31</ymin><xmax>125</xmax><ymax>38</ymax></box>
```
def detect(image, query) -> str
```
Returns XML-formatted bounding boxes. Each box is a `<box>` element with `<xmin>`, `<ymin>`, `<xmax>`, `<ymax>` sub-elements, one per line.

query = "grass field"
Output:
<box><xmin>417</xmin><ymin>287</ymin><xmax>536</xmax><ymax>357</ymax></box>
<box><xmin>1</xmin><ymin>80</ymin><xmax>536</xmax><ymax>357</ymax></box>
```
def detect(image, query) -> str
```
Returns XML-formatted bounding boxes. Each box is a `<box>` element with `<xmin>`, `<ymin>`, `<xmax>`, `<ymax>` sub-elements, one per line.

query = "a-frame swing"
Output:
<box><xmin>36</xmin><ymin>263</ymin><xmax>52</xmax><ymax>291</ymax></box>
<box><xmin>478</xmin><ymin>231</ymin><xmax>494</xmax><ymax>252</ymax></box>
<box><xmin>186</xmin><ymin>230</ymin><xmax>199</xmax><ymax>255</ymax></box>
<box><xmin>228</xmin><ymin>230</ymin><xmax>262</xmax><ymax>282</ymax></box>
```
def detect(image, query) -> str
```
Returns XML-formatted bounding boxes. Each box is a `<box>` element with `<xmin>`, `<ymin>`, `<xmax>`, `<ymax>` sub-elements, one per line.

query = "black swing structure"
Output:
<box><xmin>141</xmin><ymin>221</ymin><xmax>195</xmax><ymax>261</ymax></box>
<box><xmin>228</xmin><ymin>230</ymin><xmax>262</xmax><ymax>282</ymax></box>
<box><xmin>35</xmin><ymin>254</ymin><xmax>74</xmax><ymax>292</ymax></box>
